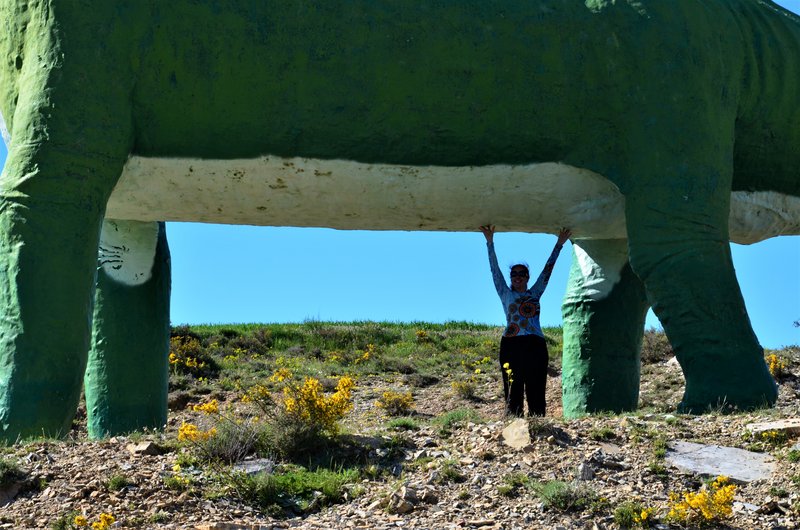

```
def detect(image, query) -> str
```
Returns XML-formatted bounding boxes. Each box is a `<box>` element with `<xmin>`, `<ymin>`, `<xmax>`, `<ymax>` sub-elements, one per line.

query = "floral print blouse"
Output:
<box><xmin>486</xmin><ymin>241</ymin><xmax>564</xmax><ymax>338</ymax></box>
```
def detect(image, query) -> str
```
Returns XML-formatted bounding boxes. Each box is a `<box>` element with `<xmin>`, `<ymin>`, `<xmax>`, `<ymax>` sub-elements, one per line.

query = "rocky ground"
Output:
<box><xmin>2</xmin><ymin>347</ymin><xmax>800</xmax><ymax>530</ymax></box>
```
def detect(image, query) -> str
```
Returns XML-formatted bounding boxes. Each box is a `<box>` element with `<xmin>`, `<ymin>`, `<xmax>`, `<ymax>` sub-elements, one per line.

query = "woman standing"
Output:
<box><xmin>479</xmin><ymin>225</ymin><xmax>571</xmax><ymax>417</ymax></box>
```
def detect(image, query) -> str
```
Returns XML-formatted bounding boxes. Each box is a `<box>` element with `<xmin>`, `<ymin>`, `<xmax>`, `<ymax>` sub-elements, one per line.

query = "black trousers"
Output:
<box><xmin>499</xmin><ymin>334</ymin><xmax>548</xmax><ymax>416</ymax></box>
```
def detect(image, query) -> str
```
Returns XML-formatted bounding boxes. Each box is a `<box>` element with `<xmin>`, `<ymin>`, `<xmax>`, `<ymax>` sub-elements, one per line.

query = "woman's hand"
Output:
<box><xmin>479</xmin><ymin>225</ymin><xmax>495</xmax><ymax>244</ymax></box>
<box><xmin>557</xmin><ymin>228</ymin><xmax>572</xmax><ymax>245</ymax></box>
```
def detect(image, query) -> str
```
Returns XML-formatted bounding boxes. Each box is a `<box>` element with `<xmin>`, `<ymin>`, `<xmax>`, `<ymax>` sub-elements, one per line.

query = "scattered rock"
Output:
<box><xmin>575</xmin><ymin>462</ymin><xmax>594</xmax><ymax>481</ymax></box>
<box><xmin>597</xmin><ymin>442</ymin><xmax>622</xmax><ymax>454</ymax></box>
<box><xmin>734</xmin><ymin>501</ymin><xmax>760</xmax><ymax>512</ymax></box>
<box><xmin>386</xmin><ymin>494</ymin><xmax>414</xmax><ymax>514</ymax></box>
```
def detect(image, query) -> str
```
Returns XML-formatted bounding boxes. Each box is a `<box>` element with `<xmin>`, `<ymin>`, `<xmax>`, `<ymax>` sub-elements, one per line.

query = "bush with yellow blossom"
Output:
<box><xmin>765</xmin><ymin>353</ymin><xmax>788</xmax><ymax>378</ymax></box>
<box><xmin>178</xmin><ymin>421</ymin><xmax>217</xmax><ymax>442</ymax></box>
<box><xmin>282</xmin><ymin>375</ymin><xmax>355</xmax><ymax>435</ymax></box>
<box><xmin>169</xmin><ymin>331</ymin><xmax>218</xmax><ymax>379</ymax></box>
<box><xmin>238</xmin><ymin>369</ymin><xmax>357</xmax><ymax>458</ymax></box>
<box><xmin>666</xmin><ymin>476</ymin><xmax>736</xmax><ymax>527</ymax></box>
<box><xmin>375</xmin><ymin>390</ymin><xmax>414</xmax><ymax>416</ymax></box>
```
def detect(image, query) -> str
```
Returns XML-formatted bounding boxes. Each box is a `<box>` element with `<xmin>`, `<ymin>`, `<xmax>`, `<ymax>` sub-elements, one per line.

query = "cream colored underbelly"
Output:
<box><xmin>105</xmin><ymin>155</ymin><xmax>800</xmax><ymax>244</ymax></box>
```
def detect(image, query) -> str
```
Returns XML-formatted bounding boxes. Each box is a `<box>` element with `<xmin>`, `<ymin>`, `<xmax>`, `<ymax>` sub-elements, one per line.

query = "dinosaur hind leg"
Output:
<box><xmin>85</xmin><ymin>220</ymin><xmax>171</xmax><ymax>438</ymax></box>
<box><xmin>561</xmin><ymin>239</ymin><xmax>650</xmax><ymax>417</ymax></box>
<box><xmin>626</xmin><ymin>191</ymin><xmax>777</xmax><ymax>413</ymax></box>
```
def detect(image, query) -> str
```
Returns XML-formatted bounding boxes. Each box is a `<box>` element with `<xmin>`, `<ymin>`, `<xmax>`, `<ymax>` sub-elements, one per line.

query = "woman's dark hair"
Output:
<box><xmin>510</xmin><ymin>263</ymin><xmax>529</xmax><ymax>276</ymax></box>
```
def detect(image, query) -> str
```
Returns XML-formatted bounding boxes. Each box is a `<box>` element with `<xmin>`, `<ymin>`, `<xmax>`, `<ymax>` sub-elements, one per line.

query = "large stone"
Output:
<box><xmin>745</xmin><ymin>418</ymin><xmax>800</xmax><ymax>436</ymax></box>
<box><xmin>502</xmin><ymin>418</ymin><xmax>531</xmax><ymax>450</ymax></box>
<box><xmin>666</xmin><ymin>441</ymin><xmax>775</xmax><ymax>483</ymax></box>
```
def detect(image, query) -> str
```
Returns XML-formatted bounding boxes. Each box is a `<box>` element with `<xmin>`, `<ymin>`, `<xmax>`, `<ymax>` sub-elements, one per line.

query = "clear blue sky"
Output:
<box><xmin>0</xmin><ymin>0</ymin><xmax>798</xmax><ymax>349</ymax></box>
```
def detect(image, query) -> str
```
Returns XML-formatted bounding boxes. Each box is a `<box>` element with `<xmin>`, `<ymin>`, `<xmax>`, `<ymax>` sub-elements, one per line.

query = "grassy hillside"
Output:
<box><xmin>1</xmin><ymin>322</ymin><xmax>798</xmax><ymax>529</ymax></box>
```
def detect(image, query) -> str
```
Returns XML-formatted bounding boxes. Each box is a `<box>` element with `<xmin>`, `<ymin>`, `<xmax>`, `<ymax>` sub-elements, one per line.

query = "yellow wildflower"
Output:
<box><xmin>191</xmin><ymin>399</ymin><xmax>219</xmax><ymax>414</ymax></box>
<box><xmin>91</xmin><ymin>513</ymin><xmax>115</xmax><ymax>530</ymax></box>
<box><xmin>177</xmin><ymin>421</ymin><xmax>216</xmax><ymax>442</ymax></box>
<box><xmin>74</xmin><ymin>515</ymin><xmax>88</xmax><ymax>527</ymax></box>
<box><xmin>270</xmin><ymin>367</ymin><xmax>292</xmax><ymax>382</ymax></box>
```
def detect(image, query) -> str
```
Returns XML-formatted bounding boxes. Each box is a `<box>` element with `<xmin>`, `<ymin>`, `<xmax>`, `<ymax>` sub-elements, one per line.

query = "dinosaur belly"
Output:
<box><xmin>729</xmin><ymin>191</ymin><xmax>800</xmax><ymax>244</ymax></box>
<box><xmin>106</xmin><ymin>156</ymin><xmax>628</xmax><ymax>239</ymax></box>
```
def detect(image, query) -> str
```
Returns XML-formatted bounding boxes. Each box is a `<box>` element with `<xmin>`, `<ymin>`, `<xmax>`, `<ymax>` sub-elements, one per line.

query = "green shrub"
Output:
<box><xmin>498</xmin><ymin>473</ymin><xmax>528</xmax><ymax>497</ymax></box>
<box><xmin>641</xmin><ymin>328</ymin><xmax>674</xmax><ymax>364</ymax></box>
<box><xmin>381</xmin><ymin>434</ymin><xmax>412</xmax><ymax>459</ymax></box>
<box><xmin>652</xmin><ymin>436</ymin><xmax>668</xmax><ymax>459</ymax></box>
<box><xmin>376</xmin><ymin>356</ymin><xmax>418</xmax><ymax>375</ymax></box>
<box><xmin>105</xmin><ymin>472</ymin><xmax>132</xmax><ymax>491</ymax></box>
<box><xmin>148</xmin><ymin>512</ymin><xmax>170</xmax><ymax>524</ymax></box>
<box><xmin>194</xmin><ymin>419</ymin><xmax>262</xmax><ymax>464</ymax></box>
<box><xmin>0</xmin><ymin>456</ymin><xmax>24</xmax><ymax>487</ymax></box>
<box><xmin>436</xmin><ymin>459</ymin><xmax>466</xmax><ymax>484</ymax></box>
<box><xmin>49</xmin><ymin>512</ymin><xmax>80</xmax><ymax>530</ymax></box>
<box><xmin>588</xmin><ymin>426</ymin><xmax>616</xmax><ymax>441</ymax></box>
<box><xmin>533</xmin><ymin>480</ymin><xmax>599</xmax><ymax>513</ymax></box>
<box><xmin>769</xmin><ymin>486</ymin><xmax>788</xmax><ymax>498</ymax></box>
<box><xmin>614</xmin><ymin>500</ymin><xmax>656</xmax><ymax>528</ymax></box>
<box><xmin>404</xmin><ymin>372</ymin><xmax>439</xmax><ymax>387</ymax></box>
<box><xmin>433</xmin><ymin>408</ymin><xmax>482</xmax><ymax>432</ymax></box>
<box><xmin>386</xmin><ymin>417</ymin><xmax>419</xmax><ymax>431</ymax></box>
<box><xmin>229</xmin><ymin>466</ymin><xmax>359</xmax><ymax>514</ymax></box>
<box><xmin>647</xmin><ymin>460</ymin><xmax>668</xmax><ymax>477</ymax></box>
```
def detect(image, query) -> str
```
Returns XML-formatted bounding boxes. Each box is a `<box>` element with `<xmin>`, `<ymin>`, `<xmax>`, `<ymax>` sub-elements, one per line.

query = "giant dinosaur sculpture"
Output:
<box><xmin>0</xmin><ymin>0</ymin><xmax>798</xmax><ymax>440</ymax></box>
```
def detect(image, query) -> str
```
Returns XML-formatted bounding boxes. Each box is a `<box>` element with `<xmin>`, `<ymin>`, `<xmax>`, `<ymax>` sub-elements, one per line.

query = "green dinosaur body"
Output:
<box><xmin>0</xmin><ymin>0</ymin><xmax>797</xmax><ymax>439</ymax></box>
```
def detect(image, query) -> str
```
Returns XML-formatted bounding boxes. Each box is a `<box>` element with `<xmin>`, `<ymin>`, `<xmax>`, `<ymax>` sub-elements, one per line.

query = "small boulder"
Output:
<box><xmin>126</xmin><ymin>441</ymin><xmax>163</xmax><ymax>456</ymax></box>
<box><xmin>502</xmin><ymin>418</ymin><xmax>531</xmax><ymax>449</ymax></box>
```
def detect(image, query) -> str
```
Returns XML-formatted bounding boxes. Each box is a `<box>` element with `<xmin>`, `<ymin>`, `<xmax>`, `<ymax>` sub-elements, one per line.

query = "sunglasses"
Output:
<box><xmin>510</xmin><ymin>271</ymin><xmax>529</xmax><ymax>278</ymax></box>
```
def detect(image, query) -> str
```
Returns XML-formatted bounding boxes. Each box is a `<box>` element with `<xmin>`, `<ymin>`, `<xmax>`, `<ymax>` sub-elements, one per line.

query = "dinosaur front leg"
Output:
<box><xmin>0</xmin><ymin>143</ymin><xmax>128</xmax><ymax>440</ymax></box>
<box><xmin>561</xmin><ymin>239</ymin><xmax>650</xmax><ymax>417</ymax></box>
<box><xmin>0</xmin><ymin>20</ymin><xmax>134</xmax><ymax>440</ymax></box>
<box><xmin>626</xmin><ymin>190</ymin><xmax>777</xmax><ymax>413</ymax></box>
<box><xmin>85</xmin><ymin>220</ymin><xmax>171</xmax><ymax>438</ymax></box>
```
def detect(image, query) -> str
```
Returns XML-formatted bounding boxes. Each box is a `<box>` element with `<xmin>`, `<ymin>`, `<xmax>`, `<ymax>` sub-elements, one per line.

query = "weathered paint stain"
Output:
<box><xmin>98</xmin><ymin>219</ymin><xmax>159</xmax><ymax>286</ymax></box>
